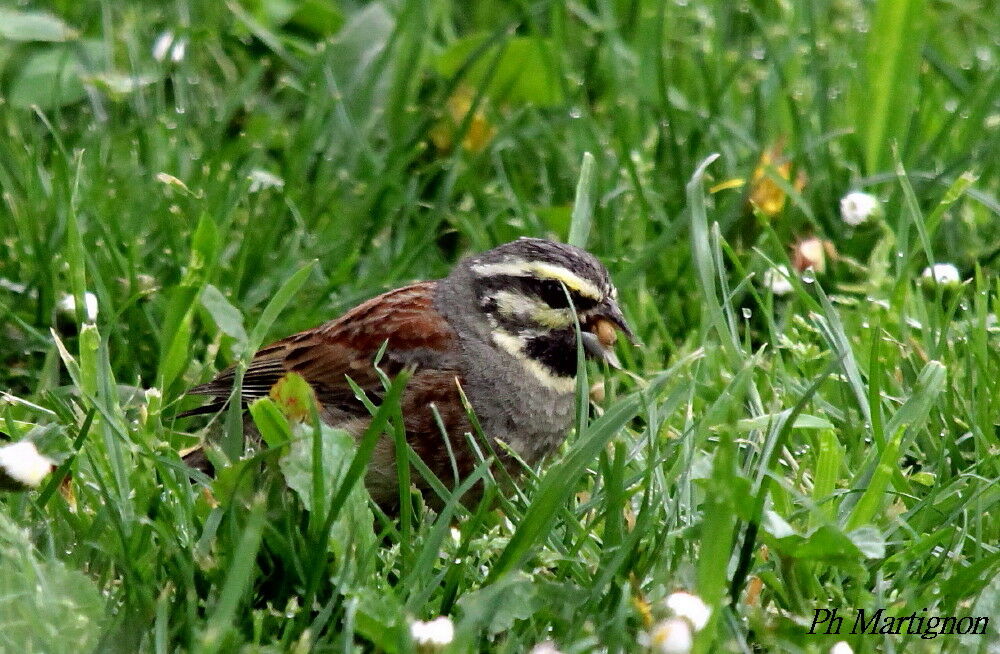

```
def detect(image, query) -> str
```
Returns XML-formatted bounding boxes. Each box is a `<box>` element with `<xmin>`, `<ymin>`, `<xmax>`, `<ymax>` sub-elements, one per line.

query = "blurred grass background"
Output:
<box><xmin>0</xmin><ymin>0</ymin><xmax>998</xmax><ymax>652</ymax></box>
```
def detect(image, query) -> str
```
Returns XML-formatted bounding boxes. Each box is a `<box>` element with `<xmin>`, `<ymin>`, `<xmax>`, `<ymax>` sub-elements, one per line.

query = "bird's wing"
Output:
<box><xmin>185</xmin><ymin>281</ymin><xmax>461</xmax><ymax>414</ymax></box>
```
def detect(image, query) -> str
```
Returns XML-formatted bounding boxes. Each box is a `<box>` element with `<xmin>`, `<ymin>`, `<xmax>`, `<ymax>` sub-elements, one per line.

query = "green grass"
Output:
<box><xmin>1</xmin><ymin>0</ymin><xmax>999</xmax><ymax>652</ymax></box>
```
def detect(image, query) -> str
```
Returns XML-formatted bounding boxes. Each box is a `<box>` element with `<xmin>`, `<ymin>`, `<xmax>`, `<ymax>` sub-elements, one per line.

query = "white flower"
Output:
<box><xmin>170</xmin><ymin>38</ymin><xmax>186</xmax><ymax>62</ymax></box>
<box><xmin>647</xmin><ymin>618</ymin><xmax>693</xmax><ymax>654</ymax></box>
<box><xmin>840</xmin><ymin>191</ymin><xmax>880</xmax><ymax>226</ymax></box>
<box><xmin>0</xmin><ymin>278</ymin><xmax>28</xmax><ymax>294</ymax></box>
<box><xmin>664</xmin><ymin>592</ymin><xmax>711</xmax><ymax>631</ymax></box>
<box><xmin>528</xmin><ymin>641</ymin><xmax>563</xmax><ymax>654</ymax></box>
<box><xmin>152</xmin><ymin>31</ymin><xmax>187</xmax><ymax>63</ymax></box>
<box><xmin>410</xmin><ymin>616</ymin><xmax>454</xmax><ymax>651</ymax></box>
<box><xmin>830</xmin><ymin>642</ymin><xmax>853</xmax><ymax>654</ymax></box>
<box><xmin>152</xmin><ymin>32</ymin><xmax>173</xmax><ymax>62</ymax></box>
<box><xmin>0</xmin><ymin>441</ymin><xmax>54</xmax><ymax>489</ymax></box>
<box><xmin>57</xmin><ymin>291</ymin><xmax>99</xmax><ymax>322</ymax></box>
<box><xmin>247</xmin><ymin>169</ymin><xmax>285</xmax><ymax>193</ymax></box>
<box><xmin>762</xmin><ymin>265</ymin><xmax>794</xmax><ymax>296</ymax></box>
<box><xmin>921</xmin><ymin>263</ymin><xmax>961</xmax><ymax>285</ymax></box>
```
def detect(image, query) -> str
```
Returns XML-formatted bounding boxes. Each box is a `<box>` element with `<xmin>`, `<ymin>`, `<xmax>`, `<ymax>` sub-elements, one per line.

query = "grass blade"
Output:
<box><xmin>567</xmin><ymin>151</ymin><xmax>596</xmax><ymax>248</ymax></box>
<box><xmin>856</xmin><ymin>0</ymin><xmax>929</xmax><ymax>173</ymax></box>
<box><xmin>195</xmin><ymin>493</ymin><xmax>266</xmax><ymax>654</ymax></box>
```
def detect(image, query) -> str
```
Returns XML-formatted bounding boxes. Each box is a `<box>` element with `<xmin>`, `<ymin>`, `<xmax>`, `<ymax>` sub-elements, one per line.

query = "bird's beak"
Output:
<box><xmin>600</xmin><ymin>298</ymin><xmax>637</xmax><ymax>345</ymax></box>
<box><xmin>580</xmin><ymin>298</ymin><xmax>636</xmax><ymax>370</ymax></box>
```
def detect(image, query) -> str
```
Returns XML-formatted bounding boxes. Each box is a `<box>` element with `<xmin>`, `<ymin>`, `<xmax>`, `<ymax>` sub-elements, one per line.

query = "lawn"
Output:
<box><xmin>0</xmin><ymin>0</ymin><xmax>998</xmax><ymax>652</ymax></box>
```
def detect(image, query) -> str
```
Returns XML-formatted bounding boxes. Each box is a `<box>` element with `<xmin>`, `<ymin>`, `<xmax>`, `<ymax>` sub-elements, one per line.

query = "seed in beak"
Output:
<box><xmin>594</xmin><ymin>318</ymin><xmax>618</xmax><ymax>348</ymax></box>
<box><xmin>581</xmin><ymin>330</ymin><xmax>623</xmax><ymax>369</ymax></box>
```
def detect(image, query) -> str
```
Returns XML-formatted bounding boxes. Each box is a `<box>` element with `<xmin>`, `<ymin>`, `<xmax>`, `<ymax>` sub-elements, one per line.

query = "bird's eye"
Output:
<box><xmin>534</xmin><ymin>279</ymin><xmax>571</xmax><ymax>309</ymax></box>
<box><xmin>529</xmin><ymin>278</ymin><xmax>599</xmax><ymax>311</ymax></box>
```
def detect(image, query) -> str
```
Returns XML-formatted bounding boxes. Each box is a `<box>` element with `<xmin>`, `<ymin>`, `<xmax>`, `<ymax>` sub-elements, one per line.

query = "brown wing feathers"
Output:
<box><xmin>182</xmin><ymin>281</ymin><xmax>456</xmax><ymax>414</ymax></box>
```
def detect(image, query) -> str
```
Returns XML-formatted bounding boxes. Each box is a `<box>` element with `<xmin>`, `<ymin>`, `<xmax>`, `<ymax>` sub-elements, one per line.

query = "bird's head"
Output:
<box><xmin>457</xmin><ymin>237</ymin><xmax>635</xmax><ymax>388</ymax></box>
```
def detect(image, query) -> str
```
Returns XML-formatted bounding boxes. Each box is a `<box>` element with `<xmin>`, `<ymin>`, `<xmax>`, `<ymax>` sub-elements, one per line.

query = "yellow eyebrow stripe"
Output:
<box><xmin>490</xmin><ymin>290</ymin><xmax>574</xmax><ymax>328</ymax></box>
<box><xmin>471</xmin><ymin>260</ymin><xmax>603</xmax><ymax>300</ymax></box>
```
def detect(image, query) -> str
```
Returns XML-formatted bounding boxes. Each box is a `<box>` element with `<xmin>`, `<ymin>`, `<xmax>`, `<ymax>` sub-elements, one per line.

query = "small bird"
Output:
<box><xmin>184</xmin><ymin>238</ymin><xmax>633</xmax><ymax>508</ymax></box>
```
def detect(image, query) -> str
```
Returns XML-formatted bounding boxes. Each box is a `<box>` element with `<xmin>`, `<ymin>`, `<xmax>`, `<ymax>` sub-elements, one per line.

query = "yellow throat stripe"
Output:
<box><xmin>491</xmin><ymin>331</ymin><xmax>577</xmax><ymax>393</ymax></box>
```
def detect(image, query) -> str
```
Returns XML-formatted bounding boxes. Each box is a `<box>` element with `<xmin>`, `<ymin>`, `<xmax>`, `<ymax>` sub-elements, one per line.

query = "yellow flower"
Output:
<box><xmin>748</xmin><ymin>140</ymin><xmax>806</xmax><ymax>217</ymax></box>
<box><xmin>430</xmin><ymin>86</ymin><xmax>496</xmax><ymax>153</ymax></box>
<box><xmin>633</xmin><ymin>593</ymin><xmax>654</xmax><ymax>628</ymax></box>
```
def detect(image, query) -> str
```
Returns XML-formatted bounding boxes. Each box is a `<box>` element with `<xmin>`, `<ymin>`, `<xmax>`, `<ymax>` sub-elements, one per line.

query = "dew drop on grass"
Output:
<box><xmin>801</xmin><ymin>269</ymin><xmax>815</xmax><ymax>284</ymax></box>
<box><xmin>742</xmin><ymin>308</ymin><xmax>752</xmax><ymax>319</ymax></box>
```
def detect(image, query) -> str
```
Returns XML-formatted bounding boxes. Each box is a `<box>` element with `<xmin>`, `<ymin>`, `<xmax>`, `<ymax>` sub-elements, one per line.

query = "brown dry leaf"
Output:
<box><xmin>60</xmin><ymin>474</ymin><xmax>76</xmax><ymax>512</ymax></box>
<box><xmin>791</xmin><ymin>236</ymin><xmax>836</xmax><ymax>273</ymax></box>
<box><xmin>744</xmin><ymin>575</ymin><xmax>764</xmax><ymax>607</ymax></box>
<box><xmin>201</xmin><ymin>486</ymin><xmax>219</xmax><ymax>509</ymax></box>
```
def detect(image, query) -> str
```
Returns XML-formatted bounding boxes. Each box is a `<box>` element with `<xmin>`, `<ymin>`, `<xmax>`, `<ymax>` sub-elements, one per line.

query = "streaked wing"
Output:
<box><xmin>187</xmin><ymin>281</ymin><xmax>459</xmax><ymax>411</ymax></box>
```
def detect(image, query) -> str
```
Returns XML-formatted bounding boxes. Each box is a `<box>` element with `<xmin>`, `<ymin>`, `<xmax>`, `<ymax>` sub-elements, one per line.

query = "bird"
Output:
<box><xmin>182</xmin><ymin>237</ymin><xmax>634</xmax><ymax>509</ymax></box>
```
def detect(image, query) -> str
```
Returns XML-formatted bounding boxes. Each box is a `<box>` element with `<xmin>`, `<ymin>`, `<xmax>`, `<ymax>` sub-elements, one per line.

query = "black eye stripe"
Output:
<box><xmin>534</xmin><ymin>278</ymin><xmax>571</xmax><ymax>309</ymax></box>
<box><xmin>530</xmin><ymin>278</ymin><xmax>600</xmax><ymax>311</ymax></box>
<box><xmin>476</xmin><ymin>274</ymin><xmax>600</xmax><ymax>311</ymax></box>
